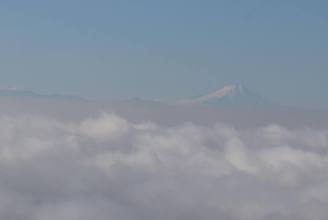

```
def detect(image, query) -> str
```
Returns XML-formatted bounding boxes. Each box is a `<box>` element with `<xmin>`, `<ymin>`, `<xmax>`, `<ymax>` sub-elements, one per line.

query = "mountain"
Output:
<box><xmin>0</xmin><ymin>86</ymin><xmax>326</xmax><ymax>129</ymax></box>
<box><xmin>0</xmin><ymin>88</ymin><xmax>85</xmax><ymax>102</ymax></box>
<box><xmin>177</xmin><ymin>84</ymin><xmax>273</xmax><ymax>107</ymax></box>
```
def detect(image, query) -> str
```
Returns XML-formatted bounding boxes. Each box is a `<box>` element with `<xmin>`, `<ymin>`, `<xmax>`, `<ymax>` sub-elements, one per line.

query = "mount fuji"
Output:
<box><xmin>177</xmin><ymin>84</ymin><xmax>274</xmax><ymax>107</ymax></box>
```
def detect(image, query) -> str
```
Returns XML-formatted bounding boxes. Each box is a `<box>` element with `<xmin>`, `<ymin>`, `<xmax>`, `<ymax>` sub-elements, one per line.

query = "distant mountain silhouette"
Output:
<box><xmin>0</xmin><ymin>89</ymin><xmax>85</xmax><ymax>102</ymax></box>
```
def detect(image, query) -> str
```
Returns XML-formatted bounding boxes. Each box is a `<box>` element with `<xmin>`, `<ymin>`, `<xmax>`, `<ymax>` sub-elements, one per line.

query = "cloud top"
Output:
<box><xmin>0</xmin><ymin>113</ymin><xmax>328</xmax><ymax>220</ymax></box>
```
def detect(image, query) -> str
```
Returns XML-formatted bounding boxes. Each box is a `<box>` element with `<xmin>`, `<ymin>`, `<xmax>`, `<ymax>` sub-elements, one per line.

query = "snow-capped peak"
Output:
<box><xmin>202</xmin><ymin>84</ymin><xmax>246</xmax><ymax>100</ymax></box>
<box><xmin>177</xmin><ymin>84</ymin><xmax>270</xmax><ymax>107</ymax></box>
<box><xmin>178</xmin><ymin>84</ymin><xmax>246</xmax><ymax>104</ymax></box>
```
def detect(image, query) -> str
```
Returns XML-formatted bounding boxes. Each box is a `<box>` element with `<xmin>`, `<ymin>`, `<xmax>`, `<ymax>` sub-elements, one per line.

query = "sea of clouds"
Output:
<box><xmin>0</xmin><ymin>113</ymin><xmax>328</xmax><ymax>220</ymax></box>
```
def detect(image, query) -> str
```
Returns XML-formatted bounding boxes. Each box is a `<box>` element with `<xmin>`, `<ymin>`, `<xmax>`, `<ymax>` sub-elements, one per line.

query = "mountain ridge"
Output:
<box><xmin>0</xmin><ymin>88</ymin><xmax>85</xmax><ymax>102</ymax></box>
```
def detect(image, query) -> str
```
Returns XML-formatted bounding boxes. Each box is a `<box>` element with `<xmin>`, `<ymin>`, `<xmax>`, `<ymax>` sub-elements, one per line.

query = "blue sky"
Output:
<box><xmin>0</xmin><ymin>0</ymin><xmax>327</xmax><ymax>108</ymax></box>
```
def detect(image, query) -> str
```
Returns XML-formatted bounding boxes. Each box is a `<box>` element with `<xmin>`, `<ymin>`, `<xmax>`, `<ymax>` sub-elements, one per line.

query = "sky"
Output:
<box><xmin>0</xmin><ymin>0</ymin><xmax>328</xmax><ymax>108</ymax></box>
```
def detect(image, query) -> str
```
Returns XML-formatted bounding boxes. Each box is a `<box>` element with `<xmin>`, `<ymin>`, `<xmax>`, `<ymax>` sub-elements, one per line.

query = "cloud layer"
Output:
<box><xmin>0</xmin><ymin>113</ymin><xmax>328</xmax><ymax>220</ymax></box>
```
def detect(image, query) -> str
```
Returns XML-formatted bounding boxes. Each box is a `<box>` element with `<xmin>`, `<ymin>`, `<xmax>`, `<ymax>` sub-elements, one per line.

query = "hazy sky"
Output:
<box><xmin>0</xmin><ymin>0</ymin><xmax>327</xmax><ymax>108</ymax></box>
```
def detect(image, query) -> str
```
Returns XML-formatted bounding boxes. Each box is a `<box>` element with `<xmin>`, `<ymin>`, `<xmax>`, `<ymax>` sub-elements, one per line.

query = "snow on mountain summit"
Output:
<box><xmin>200</xmin><ymin>84</ymin><xmax>247</xmax><ymax>100</ymax></box>
<box><xmin>178</xmin><ymin>84</ymin><xmax>271</xmax><ymax>107</ymax></box>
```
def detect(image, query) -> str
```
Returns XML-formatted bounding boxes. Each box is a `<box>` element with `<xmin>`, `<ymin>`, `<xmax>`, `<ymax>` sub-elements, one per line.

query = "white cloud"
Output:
<box><xmin>0</xmin><ymin>113</ymin><xmax>328</xmax><ymax>220</ymax></box>
<box><xmin>79</xmin><ymin>113</ymin><xmax>130</xmax><ymax>141</ymax></box>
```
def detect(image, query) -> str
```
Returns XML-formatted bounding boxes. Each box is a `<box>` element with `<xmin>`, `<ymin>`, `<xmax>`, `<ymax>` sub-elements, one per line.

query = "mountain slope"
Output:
<box><xmin>177</xmin><ymin>84</ymin><xmax>273</xmax><ymax>107</ymax></box>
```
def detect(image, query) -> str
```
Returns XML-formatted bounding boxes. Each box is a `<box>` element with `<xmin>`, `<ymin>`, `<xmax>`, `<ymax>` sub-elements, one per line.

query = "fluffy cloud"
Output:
<box><xmin>0</xmin><ymin>113</ymin><xmax>327</xmax><ymax>220</ymax></box>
